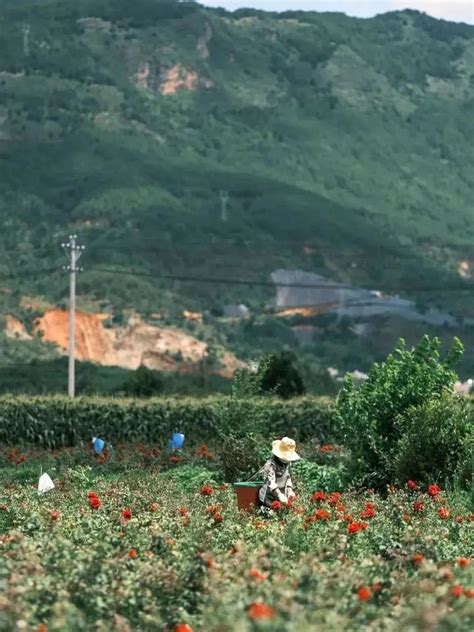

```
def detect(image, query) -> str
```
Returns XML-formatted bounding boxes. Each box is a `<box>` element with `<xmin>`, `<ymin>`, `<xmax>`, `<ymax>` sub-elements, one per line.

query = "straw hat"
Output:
<box><xmin>272</xmin><ymin>437</ymin><xmax>300</xmax><ymax>462</ymax></box>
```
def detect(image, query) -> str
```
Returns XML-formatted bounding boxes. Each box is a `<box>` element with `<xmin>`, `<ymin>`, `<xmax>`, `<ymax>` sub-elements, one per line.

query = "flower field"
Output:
<box><xmin>0</xmin><ymin>444</ymin><xmax>472</xmax><ymax>631</ymax></box>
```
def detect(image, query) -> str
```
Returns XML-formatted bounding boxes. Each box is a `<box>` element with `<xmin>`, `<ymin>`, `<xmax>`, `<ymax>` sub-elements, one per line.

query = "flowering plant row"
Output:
<box><xmin>0</xmin><ymin>446</ymin><xmax>472</xmax><ymax>631</ymax></box>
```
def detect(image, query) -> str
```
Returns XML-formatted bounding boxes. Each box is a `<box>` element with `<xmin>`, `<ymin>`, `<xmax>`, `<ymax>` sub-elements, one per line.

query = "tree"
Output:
<box><xmin>232</xmin><ymin>352</ymin><xmax>305</xmax><ymax>399</ymax></box>
<box><xmin>122</xmin><ymin>365</ymin><xmax>163</xmax><ymax>398</ymax></box>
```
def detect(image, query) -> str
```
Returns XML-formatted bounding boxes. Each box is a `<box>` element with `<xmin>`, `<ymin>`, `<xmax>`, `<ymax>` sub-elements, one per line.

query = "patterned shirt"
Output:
<box><xmin>258</xmin><ymin>456</ymin><xmax>294</xmax><ymax>502</ymax></box>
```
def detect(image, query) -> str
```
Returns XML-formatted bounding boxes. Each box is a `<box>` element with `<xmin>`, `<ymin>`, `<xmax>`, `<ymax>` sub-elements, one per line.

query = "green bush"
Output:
<box><xmin>215</xmin><ymin>432</ymin><xmax>269</xmax><ymax>482</ymax></box>
<box><xmin>166</xmin><ymin>464</ymin><xmax>219</xmax><ymax>491</ymax></box>
<box><xmin>334</xmin><ymin>336</ymin><xmax>469</xmax><ymax>488</ymax></box>
<box><xmin>292</xmin><ymin>460</ymin><xmax>349</xmax><ymax>492</ymax></box>
<box><xmin>390</xmin><ymin>394</ymin><xmax>473</xmax><ymax>487</ymax></box>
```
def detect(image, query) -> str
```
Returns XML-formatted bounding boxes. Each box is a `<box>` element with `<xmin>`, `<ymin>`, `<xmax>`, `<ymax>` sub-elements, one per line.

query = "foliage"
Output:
<box><xmin>292</xmin><ymin>459</ymin><xmax>349</xmax><ymax>492</ymax></box>
<box><xmin>215</xmin><ymin>431</ymin><xmax>268</xmax><ymax>482</ymax></box>
<box><xmin>231</xmin><ymin>354</ymin><xmax>274</xmax><ymax>398</ymax></box>
<box><xmin>0</xmin><ymin>394</ymin><xmax>334</xmax><ymax>448</ymax></box>
<box><xmin>334</xmin><ymin>336</ymin><xmax>469</xmax><ymax>488</ymax></box>
<box><xmin>0</xmin><ymin>445</ymin><xmax>473</xmax><ymax>630</ymax></box>
<box><xmin>391</xmin><ymin>394</ymin><xmax>473</xmax><ymax>488</ymax></box>
<box><xmin>121</xmin><ymin>365</ymin><xmax>164</xmax><ymax>398</ymax></box>
<box><xmin>260</xmin><ymin>351</ymin><xmax>306</xmax><ymax>399</ymax></box>
<box><xmin>166</xmin><ymin>464</ymin><xmax>219</xmax><ymax>491</ymax></box>
<box><xmin>232</xmin><ymin>352</ymin><xmax>306</xmax><ymax>399</ymax></box>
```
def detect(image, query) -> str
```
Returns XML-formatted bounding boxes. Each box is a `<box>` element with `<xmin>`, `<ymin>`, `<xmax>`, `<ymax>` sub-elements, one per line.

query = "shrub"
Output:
<box><xmin>334</xmin><ymin>336</ymin><xmax>468</xmax><ymax>488</ymax></box>
<box><xmin>292</xmin><ymin>460</ymin><xmax>349</xmax><ymax>492</ymax></box>
<box><xmin>390</xmin><ymin>394</ymin><xmax>473</xmax><ymax>487</ymax></box>
<box><xmin>215</xmin><ymin>432</ymin><xmax>268</xmax><ymax>482</ymax></box>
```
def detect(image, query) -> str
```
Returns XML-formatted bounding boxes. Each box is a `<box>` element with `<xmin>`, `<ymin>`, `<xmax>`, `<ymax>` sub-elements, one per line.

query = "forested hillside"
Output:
<box><xmin>0</xmin><ymin>0</ymin><xmax>473</xmax><ymax>389</ymax></box>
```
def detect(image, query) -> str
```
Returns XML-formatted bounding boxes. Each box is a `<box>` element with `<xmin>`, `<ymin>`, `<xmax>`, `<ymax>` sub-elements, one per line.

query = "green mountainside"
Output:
<box><xmin>0</xmin><ymin>0</ymin><xmax>473</xmax><ymax>390</ymax></box>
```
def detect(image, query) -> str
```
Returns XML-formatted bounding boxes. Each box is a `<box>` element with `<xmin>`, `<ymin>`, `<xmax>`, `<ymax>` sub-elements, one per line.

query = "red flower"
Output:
<box><xmin>360</xmin><ymin>503</ymin><xmax>376</xmax><ymax>519</ymax></box>
<box><xmin>464</xmin><ymin>588</ymin><xmax>474</xmax><ymax>598</ymax></box>
<box><xmin>450</xmin><ymin>585</ymin><xmax>463</xmax><ymax>598</ymax></box>
<box><xmin>320</xmin><ymin>444</ymin><xmax>334</xmax><ymax>453</ymax></box>
<box><xmin>407</xmin><ymin>480</ymin><xmax>418</xmax><ymax>491</ymax></box>
<box><xmin>357</xmin><ymin>586</ymin><xmax>372</xmax><ymax>601</ymax></box>
<box><xmin>50</xmin><ymin>510</ymin><xmax>60</xmax><ymax>521</ymax></box>
<box><xmin>87</xmin><ymin>491</ymin><xmax>98</xmax><ymax>500</ymax></box>
<box><xmin>413</xmin><ymin>500</ymin><xmax>425</xmax><ymax>513</ymax></box>
<box><xmin>128</xmin><ymin>548</ymin><xmax>138</xmax><ymax>559</ymax></box>
<box><xmin>458</xmin><ymin>557</ymin><xmax>470</xmax><ymax>568</ymax></box>
<box><xmin>412</xmin><ymin>553</ymin><xmax>424</xmax><ymax>565</ymax></box>
<box><xmin>121</xmin><ymin>508</ymin><xmax>132</xmax><ymax>521</ymax></box>
<box><xmin>328</xmin><ymin>492</ymin><xmax>342</xmax><ymax>505</ymax></box>
<box><xmin>248</xmin><ymin>602</ymin><xmax>275</xmax><ymax>620</ymax></box>
<box><xmin>311</xmin><ymin>491</ymin><xmax>326</xmax><ymax>503</ymax></box>
<box><xmin>174</xmin><ymin>625</ymin><xmax>193</xmax><ymax>632</ymax></box>
<box><xmin>455</xmin><ymin>515</ymin><xmax>463</xmax><ymax>524</ymax></box>
<box><xmin>179</xmin><ymin>507</ymin><xmax>189</xmax><ymax>516</ymax></box>
<box><xmin>249</xmin><ymin>568</ymin><xmax>266</xmax><ymax>582</ymax></box>
<box><xmin>38</xmin><ymin>625</ymin><xmax>48</xmax><ymax>632</ymax></box>
<box><xmin>213</xmin><ymin>513</ymin><xmax>223</xmax><ymax>523</ymax></box>
<box><xmin>271</xmin><ymin>500</ymin><xmax>282</xmax><ymax>511</ymax></box>
<box><xmin>88</xmin><ymin>495</ymin><xmax>101</xmax><ymax>510</ymax></box>
<box><xmin>438</xmin><ymin>507</ymin><xmax>450</xmax><ymax>520</ymax></box>
<box><xmin>428</xmin><ymin>483</ymin><xmax>441</xmax><ymax>497</ymax></box>
<box><xmin>200</xmin><ymin>485</ymin><xmax>214</xmax><ymax>496</ymax></box>
<box><xmin>313</xmin><ymin>508</ymin><xmax>331</xmax><ymax>521</ymax></box>
<box><xmin>347</xmin><ymin>521</ymin><xmax>368</xmax><ymax>534</ymax></box>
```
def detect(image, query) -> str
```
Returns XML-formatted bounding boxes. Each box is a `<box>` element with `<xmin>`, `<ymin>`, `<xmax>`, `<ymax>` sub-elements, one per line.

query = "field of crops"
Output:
<box><xmin>1</xmin><ymin>442</ymin><xmax>473</xmax><ymax>632</ymax></box>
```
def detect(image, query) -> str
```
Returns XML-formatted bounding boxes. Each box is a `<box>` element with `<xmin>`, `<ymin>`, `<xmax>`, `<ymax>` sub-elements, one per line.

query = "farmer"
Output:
<box><xmin>258</xmin><ymin>437</ymin><xmax>301</xmax><ymax>508</ymax></box>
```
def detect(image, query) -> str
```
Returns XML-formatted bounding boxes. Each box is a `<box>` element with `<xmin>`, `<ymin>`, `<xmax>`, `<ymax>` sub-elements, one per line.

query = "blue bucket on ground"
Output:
<box><xmin>92</xmin><ymin>437</ymin><xmax>105</xmax><ymax>455</ymax></box>
<box><xmin>169</xmin><ymin>432</ymin><xmax>185</xmax><ymax>450</ymax></box>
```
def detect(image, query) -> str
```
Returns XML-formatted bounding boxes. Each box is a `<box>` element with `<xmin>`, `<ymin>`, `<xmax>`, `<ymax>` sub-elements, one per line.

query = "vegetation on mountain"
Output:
<box><xmin>0</xmin><ymin>0</ymin><xmax>473</xmax><ymax>389</ymax></box>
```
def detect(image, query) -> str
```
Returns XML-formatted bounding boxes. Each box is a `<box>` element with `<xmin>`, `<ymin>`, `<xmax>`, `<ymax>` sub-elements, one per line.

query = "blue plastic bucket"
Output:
<box><xmin>169</xmin><ymin>432</ymin><xmax>185</xmax><ymax>450</ymax></box>
<box><xmin>93</xmin><ymin>438</ymin><xmax>105</xmax><ymax>455</ymax></box>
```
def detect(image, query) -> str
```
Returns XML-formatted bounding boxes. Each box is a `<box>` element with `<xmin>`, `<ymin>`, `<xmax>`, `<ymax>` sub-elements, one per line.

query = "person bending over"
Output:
<box><xmin>258</xmin><ymin>436</ymin><xmax>301</xmax><ymax>508</ymax></box>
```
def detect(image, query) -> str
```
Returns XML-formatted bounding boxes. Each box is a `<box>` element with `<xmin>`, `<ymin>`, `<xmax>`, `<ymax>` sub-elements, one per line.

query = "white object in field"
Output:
<box><xmin>454</xmin><ymin>379</ymin><xmax>473</xmax><ymax>395</ymax></box>
<box><xmin>38</xmin><ymin>473</ymin><xmax>55</xmax><ymax>494</ymax></box>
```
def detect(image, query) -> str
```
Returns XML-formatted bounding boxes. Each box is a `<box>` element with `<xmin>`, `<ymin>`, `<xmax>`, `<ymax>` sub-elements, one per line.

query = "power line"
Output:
<box><xmin>87</xmin><ymin>266</ymin><xmax>474</xmax><ymax>293</ymax></box>
<box><xmin>0</xmin><ymin>263</ymin><xmax>471</xmax><ymax>293</ymax></box>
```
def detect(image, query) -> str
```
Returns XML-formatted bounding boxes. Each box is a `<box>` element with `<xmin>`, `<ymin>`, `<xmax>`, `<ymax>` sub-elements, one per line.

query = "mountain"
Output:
<box><xmin>0</xmin><ymin>0</ymin><xmax>474</xmax><ymax>390</ymax></box>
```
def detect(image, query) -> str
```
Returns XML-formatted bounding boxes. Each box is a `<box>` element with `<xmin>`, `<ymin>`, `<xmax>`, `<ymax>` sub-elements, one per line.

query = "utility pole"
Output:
<box><xmin>62</xmin><ymin>235</ymin><xmax>85</xmax><ymax>399</ymax></box>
